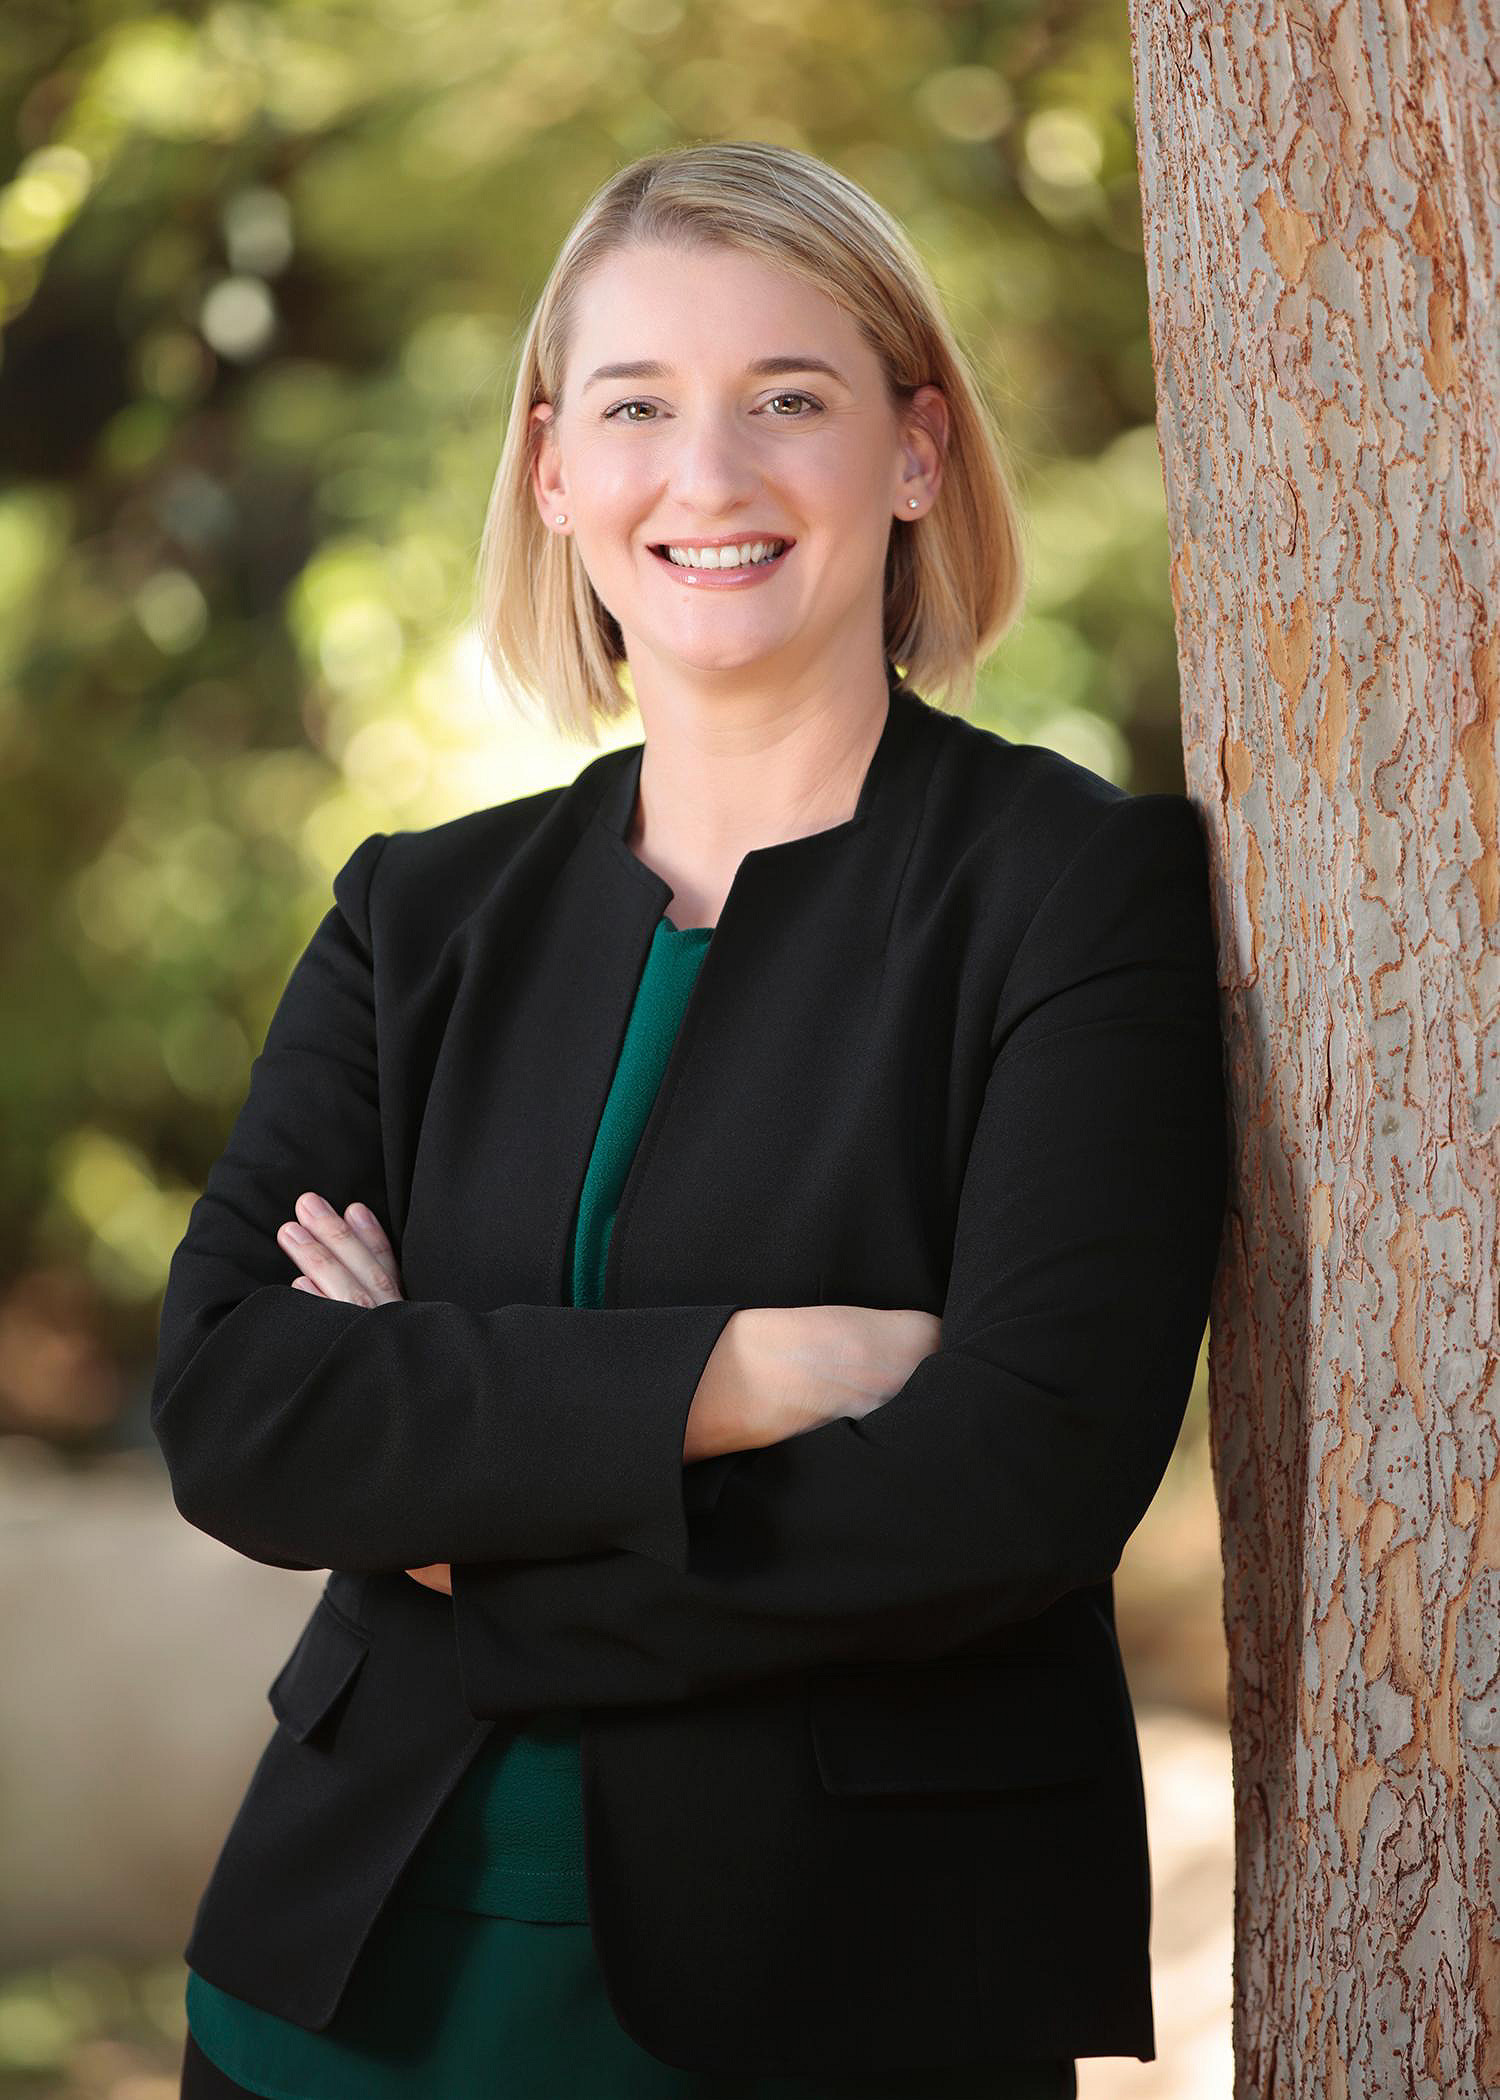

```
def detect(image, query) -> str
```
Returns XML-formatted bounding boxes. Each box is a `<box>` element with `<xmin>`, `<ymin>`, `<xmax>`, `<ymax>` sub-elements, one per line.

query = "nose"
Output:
<box><xmin>664</xmin><ymin>415</ymin><xmax>763</xmax><ymax>520</ymax></box>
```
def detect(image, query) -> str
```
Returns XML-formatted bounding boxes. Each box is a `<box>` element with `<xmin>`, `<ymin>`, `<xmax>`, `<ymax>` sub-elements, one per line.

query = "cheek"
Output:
<box><xmin>789</xmin><ymin>444</ymin><xmax>889</xmax><ymax>535</ymax></box>
<box><xmin>569</xmin><ymin>437</ymin><xmax>657</xmax><ymax>511</ymax></box>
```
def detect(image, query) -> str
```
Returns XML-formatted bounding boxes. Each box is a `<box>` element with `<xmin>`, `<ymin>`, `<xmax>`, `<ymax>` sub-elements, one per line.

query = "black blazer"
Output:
<box><xmin>151</xmin><ymin>674</ymin><xmax>1229</xmax><ymax>2077</ymax></box>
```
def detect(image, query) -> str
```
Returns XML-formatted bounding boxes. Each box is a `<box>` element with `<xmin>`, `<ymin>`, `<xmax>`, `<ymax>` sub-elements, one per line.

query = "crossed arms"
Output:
<box><xmin>150</xmin><ymin>795</ymin><xmax>1229</xmax><ymax>1716</ymax></box>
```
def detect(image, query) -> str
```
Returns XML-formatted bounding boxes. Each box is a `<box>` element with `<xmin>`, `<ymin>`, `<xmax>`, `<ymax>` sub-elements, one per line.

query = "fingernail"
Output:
<box><xmin>348</xmin><ymin>1204</ymin><xmax>373</xmax><ymax>1228</ymax></box>
<box><xmin>282</xmin><ymin>1222</ymin><xmax>311</xmax><ymax>1243</ymax></box>
<box><xmin>299</xmin><ymin>1193</ymin><xmax>332</xmax><ymax>1218</ymax></box>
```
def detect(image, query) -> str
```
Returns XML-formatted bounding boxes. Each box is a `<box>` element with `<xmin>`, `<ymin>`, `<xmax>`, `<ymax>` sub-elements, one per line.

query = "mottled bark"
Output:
<box><xmin>1128</xmin><ymin>0</ymin><xmax>1500</xmax><ymax>2093</ymax></box>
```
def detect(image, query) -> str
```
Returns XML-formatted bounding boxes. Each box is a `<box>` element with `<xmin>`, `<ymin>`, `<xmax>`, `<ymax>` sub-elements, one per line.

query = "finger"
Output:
<box><xmin>292</xmin><ymin>1192</ymin><xmax>403</xmax><ymax>1304</ymax></box>
<box><xmin>321</xmin><ymin>1196</ymin><xmax>404</xmax><ymax>1296</ymax></box>
<box><xmin>344</xmin><ymin>1202</ymin><xmax>401</xmax><ymax>1282</ymax></box>
<box><xmin>277</xmin><ymin>1217</ymin><xmax>393</xmax><ymax>1309</ymax></box>
<box><xmin>277</xmin><ymin>1223</ymin><xmax>373</xmax><ymax>1306</ymax></box>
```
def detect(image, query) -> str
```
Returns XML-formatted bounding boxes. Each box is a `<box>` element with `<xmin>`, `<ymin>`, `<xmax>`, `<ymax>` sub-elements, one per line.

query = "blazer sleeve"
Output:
<box><xmin>149</xmin><ymin>830</ymin><xmax>742</xmax><ymax>1577</ymax></box>
<box><xmin>446</xmin><ymin>791</ymin><xmax>1230</xmax><ymax>1715</ymax></box>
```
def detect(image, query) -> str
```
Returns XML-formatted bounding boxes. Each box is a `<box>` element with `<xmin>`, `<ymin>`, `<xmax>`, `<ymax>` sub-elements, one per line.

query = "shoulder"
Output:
<box><xmin>381</xmin><ymin>779</ymin><xmax>573</xmax><ymax>896</ymax></box>
<box><xmin>915</xmin><ymin>697</ymin><xmax>1203</xmax><ymax>899</ymax></box>
<box><xmin>925</xmin><ymin>703</ymin><xmax>1126</xmax><ymax>832</ymax></box>
<box><xmin>331</xmin><ymin>743</ymin><xmax>632</xmax><ymax>945</ymax></box>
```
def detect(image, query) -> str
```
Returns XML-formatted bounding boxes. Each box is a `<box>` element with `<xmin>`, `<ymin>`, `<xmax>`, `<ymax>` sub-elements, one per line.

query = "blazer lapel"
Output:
<box><xmin>399</xmin><ymin>796</ymin><xmax>665</xmax><ymax>1312</ymax></box>
<box><xmin>593</xmin><ymin>675</ymin><xmax>940</xmax><ymax>1310</ymax></box>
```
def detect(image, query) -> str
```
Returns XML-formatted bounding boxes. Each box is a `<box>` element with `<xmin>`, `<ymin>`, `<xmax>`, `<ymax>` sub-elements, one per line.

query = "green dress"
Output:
<box><xmin>185</xmin><ymin>915</ymin><xmax>1076</xmax><ymax>2099</ymax></box>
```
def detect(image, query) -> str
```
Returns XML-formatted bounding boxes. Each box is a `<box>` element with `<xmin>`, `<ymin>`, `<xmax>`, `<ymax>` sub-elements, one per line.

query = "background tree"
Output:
<box><xmin>1130</xmin><ymin>0</ymin><xmax>1500</xmax><ymax>2090</ymax></box>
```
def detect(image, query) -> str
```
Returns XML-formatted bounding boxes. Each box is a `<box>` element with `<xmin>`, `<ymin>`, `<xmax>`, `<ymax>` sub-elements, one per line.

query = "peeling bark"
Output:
<box><xmin>1128</xmin><ymin>0</ymin><xmax>1500</xmax><ymax>2091</ymax></box>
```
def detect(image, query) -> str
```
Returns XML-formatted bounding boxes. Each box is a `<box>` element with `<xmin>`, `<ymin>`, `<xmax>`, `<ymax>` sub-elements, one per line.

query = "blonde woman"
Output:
<box><xmin>156</xmin><ymin>139</ymin><xmax>1227</xmax><ymax>2100</ymax></box>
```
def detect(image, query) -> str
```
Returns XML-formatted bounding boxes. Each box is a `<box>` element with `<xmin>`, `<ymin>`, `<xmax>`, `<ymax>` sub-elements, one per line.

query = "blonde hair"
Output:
<box><xmin>475</xmin><ymin>140</ymin><xmax>1027</xmax><ymax>745</ymax></box>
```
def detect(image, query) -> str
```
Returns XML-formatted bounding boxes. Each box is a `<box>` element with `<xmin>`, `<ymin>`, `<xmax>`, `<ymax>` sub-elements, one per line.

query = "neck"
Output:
<box><xmin>627</xmin><ymin>678</ymin><xmax>891</xmax><ymax>878</ymax></box>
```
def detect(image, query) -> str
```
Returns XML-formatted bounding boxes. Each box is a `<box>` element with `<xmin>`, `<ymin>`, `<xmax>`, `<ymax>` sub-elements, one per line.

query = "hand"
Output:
<box><xmin>777</xmin><ymin>1303</ymin><xmax>944</xmax><ymax>1436</ymax></box>
<box><xmin>687</xmin><ymin>1304</ymin><xmax>944</xmax><ymax>1458</ymax></box>
<box><xmin>276</xmin><ymin>1192</ymin><xmax>405</xmax><ymax>1308</ymax></box>
<box><xmin>274</xmin><ymin>1193</ymin><xmax>438</xmax><ymax>1591</ymax></box>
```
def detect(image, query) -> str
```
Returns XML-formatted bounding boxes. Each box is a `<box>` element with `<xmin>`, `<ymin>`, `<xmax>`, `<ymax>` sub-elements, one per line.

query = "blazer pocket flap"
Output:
<box><xmin>808</xmin><ymin>1651</ymin><xmax>1111</xmax><ymax>1796</ymax></box>
<box><xmin>267</xmin><ymin>1600</ymin><xmax>370</xmax><ymax>1743</ymax></box>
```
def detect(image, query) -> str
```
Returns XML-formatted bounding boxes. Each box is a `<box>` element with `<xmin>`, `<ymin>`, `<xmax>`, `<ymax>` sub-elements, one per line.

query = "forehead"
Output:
<box><xmin>566</xmin><ymin>243</ymin><xmax>873</xmax><ymax>384</ymax></box>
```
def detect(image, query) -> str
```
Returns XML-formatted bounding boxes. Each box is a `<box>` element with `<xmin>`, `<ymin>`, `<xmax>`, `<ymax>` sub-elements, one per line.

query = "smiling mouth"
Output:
<box><xmin>649</xmin><ymin>538</ymin><xmax>794</xmax><ymax>573</ymax></box>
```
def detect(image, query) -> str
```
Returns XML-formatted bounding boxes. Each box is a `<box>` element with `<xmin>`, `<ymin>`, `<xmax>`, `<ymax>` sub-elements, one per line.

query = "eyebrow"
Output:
<box><xmin>580</xmin><ymin>355</ymin><xmax>851</xmax><ymax>394</ymax></box>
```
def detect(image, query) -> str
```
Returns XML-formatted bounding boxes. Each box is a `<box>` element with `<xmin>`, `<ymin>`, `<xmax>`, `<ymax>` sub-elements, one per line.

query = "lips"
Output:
<box><xmin>648</xmin><ymin>539</ymin><xmax>795</xmax><ymax>581</ymax></box>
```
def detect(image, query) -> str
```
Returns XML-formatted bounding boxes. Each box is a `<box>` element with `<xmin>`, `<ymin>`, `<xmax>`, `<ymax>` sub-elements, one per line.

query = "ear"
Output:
<box><xmin>895</xmin><ymin>383</ymin><xmax>949</xmax><ymax>512</ymax></box>
<box><xmin>531</xmin><ymin>402</ymin><xmax>567</xmax><ymax>524</ymax></box>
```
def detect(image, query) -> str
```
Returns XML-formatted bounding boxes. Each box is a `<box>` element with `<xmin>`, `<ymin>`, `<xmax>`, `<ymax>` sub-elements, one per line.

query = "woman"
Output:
<box><xmin>156</xmin><ymin>141</ymin><xmax>1228</xmax><ymax>2098</ymax></box>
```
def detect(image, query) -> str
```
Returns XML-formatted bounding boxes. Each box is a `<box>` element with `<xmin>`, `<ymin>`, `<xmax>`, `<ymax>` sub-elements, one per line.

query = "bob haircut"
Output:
<box><xmin>475</xmin><ymin>139</ymin><xmax>1027</xmax><ymax>745</ymax></box>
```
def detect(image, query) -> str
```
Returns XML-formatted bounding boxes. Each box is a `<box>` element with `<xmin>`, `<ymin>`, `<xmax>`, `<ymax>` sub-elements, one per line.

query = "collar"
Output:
<box><xmin>583</xmin><ymin>666</ymin><xmax>935</xmax><ymax>896</ymax></box>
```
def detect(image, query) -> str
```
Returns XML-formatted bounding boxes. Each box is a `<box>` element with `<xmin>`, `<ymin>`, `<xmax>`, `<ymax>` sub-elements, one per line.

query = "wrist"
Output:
<box><xmin>684</xmin><ymin>1309</ymin><xmax>776</xmax><ymax>1460</ymax></box>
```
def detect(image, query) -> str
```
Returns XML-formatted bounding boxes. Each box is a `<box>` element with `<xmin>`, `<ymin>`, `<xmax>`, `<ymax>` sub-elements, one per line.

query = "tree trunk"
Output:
<box><xmin>1128</xmin><ymin>1</ymin><xmax>1500</xmax><ymax>2093</ymax></box>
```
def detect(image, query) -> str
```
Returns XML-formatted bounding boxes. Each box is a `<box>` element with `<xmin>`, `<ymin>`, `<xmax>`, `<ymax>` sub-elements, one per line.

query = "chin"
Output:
<box><xmin>671</xmin><ymin>647</ymin><xmax>803</xmax><ymax>683</ymax></box>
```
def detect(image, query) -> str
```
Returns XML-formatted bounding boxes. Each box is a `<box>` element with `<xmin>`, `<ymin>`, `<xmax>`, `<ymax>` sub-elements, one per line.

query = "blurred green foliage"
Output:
<box><xmin>0</xmin><ymin>1951</ymin><xmax>185</xmax><ymax>2096</ymax></box>
<box><xmin>0</xmin><ymin>0</ymin><xmax>1185</xmax><ymax>1448</ymax></box>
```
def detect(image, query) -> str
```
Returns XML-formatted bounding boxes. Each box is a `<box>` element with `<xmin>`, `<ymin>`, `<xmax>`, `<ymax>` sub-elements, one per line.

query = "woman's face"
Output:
<box><xmin>533</xmin><ymin>241</ymin><xmax>944</xmax><ymax>698</ymax></box>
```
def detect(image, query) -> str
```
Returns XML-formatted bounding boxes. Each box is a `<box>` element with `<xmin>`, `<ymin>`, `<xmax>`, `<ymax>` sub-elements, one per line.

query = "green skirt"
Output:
<box><xmin>186</xmin><ymin>1892</ymin><xmax>1076</xmax><ymax>2100</ymax></box>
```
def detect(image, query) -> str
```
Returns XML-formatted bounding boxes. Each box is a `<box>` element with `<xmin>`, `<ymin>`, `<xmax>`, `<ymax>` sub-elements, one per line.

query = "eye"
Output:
<box><xmin>600</xmin><ymin>391</ymin><xmax>825</xmax><ymax>424</ymax></box>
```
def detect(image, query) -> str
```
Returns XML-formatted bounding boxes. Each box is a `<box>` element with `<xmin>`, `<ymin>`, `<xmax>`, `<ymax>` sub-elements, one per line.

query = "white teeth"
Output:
<box><xmin>663</xmin><ymin>540</ymin><xmax>787</xmax><ymax>570</ymax></box>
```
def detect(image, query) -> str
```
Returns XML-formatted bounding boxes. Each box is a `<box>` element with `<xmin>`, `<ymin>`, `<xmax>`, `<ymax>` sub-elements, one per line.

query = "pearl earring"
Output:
<box><xmin>906</xmin><ymin>497</ymin><xmax>919</xmax><ymax>509</ymax></box>
<box><xmin>555</xmin><ymin>513</ymin><xmax>567</xmax><ymax>525</ymax></box>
